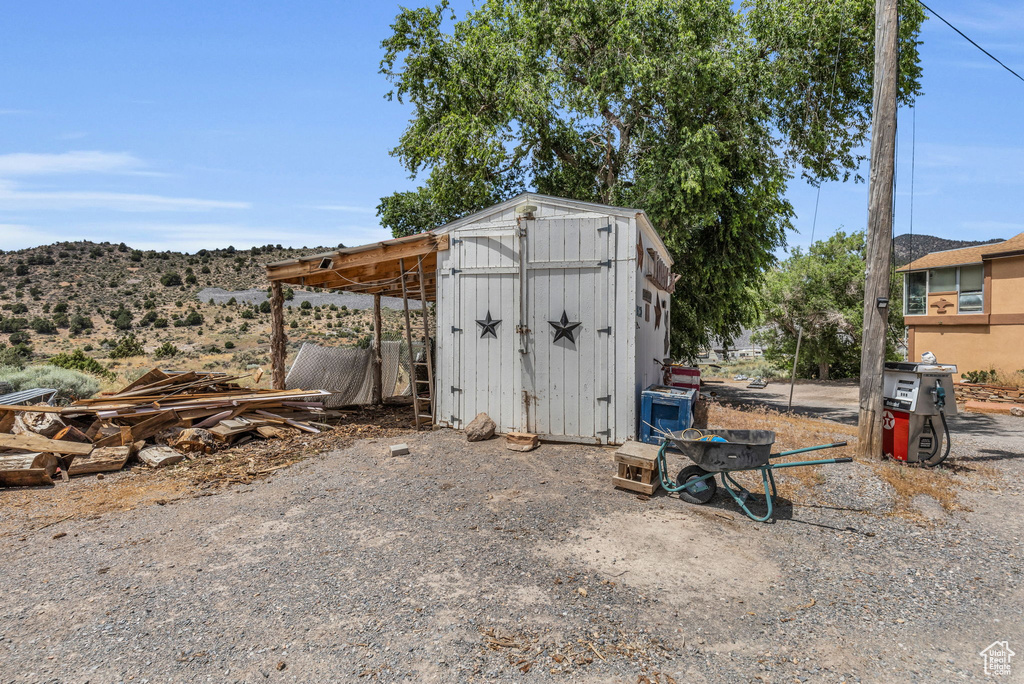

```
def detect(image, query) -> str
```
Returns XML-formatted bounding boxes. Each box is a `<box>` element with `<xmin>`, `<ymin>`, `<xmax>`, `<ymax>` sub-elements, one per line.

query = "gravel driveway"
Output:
<box><xmin>2</xmin><ymin>405</ymin><xmax>1022</xmax><ymax>683</ymax></box>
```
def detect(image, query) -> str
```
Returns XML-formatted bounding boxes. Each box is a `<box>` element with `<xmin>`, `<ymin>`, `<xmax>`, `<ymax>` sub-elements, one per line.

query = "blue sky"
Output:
<box><xmin>1</xmin><ymin>1</ymin><xmax>1022</xmax><ymax>254</ymax></box>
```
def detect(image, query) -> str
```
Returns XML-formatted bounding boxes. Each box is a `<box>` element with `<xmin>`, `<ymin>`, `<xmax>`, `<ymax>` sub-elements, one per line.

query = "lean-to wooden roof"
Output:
<box><xmin>264</xmin><ymin>232</ymin><xmax>447</xmax><ymax>300</ymax></box>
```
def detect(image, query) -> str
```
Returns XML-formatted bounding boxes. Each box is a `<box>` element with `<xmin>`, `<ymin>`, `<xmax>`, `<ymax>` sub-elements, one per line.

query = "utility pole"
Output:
<box><xmin>858</xmin><ymin>0</ymin><xmax>899</xmax><ymax>459</ymax></box>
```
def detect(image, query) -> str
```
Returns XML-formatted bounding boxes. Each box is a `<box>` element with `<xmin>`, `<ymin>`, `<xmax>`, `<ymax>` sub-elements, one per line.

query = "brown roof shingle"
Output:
<box><xmin>897</xmin><ymin>232</ymin><xmax>1024</xmax><ymax>272</ymax></box>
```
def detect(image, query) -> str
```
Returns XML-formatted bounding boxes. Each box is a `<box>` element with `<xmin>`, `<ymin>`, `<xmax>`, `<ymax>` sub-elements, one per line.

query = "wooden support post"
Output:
<box><xmin>270</xmin><ymin>280</ymin><xmax>287</xmax><ymax>391</ymax></box>
<box><xmin>858</xmin><ymin>0</ymin><xmax>899</xmax><ymax>460</ymax></box>
<box><xmin>372</xmin><ymin>293</ymin><xmax>383</xmax><ymax>405</ymax></box>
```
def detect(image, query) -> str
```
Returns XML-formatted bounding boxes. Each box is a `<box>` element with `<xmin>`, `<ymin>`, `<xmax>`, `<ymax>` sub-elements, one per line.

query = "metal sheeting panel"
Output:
<box><xmin>285</xmin><ymin>341</ymin><xmax>406</xmax><ymax>408</ymax></box>
<box><xmin>0</xmin><ymin>387</ymin><xmax>59</xmax><ymax>406</ymax></box>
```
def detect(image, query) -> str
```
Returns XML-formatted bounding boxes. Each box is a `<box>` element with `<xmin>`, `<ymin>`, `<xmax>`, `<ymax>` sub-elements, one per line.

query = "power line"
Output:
<box><xmin>915</xmin><ymin>0</ymin><xmax>1024</xmax><ymax>84</ymax></box>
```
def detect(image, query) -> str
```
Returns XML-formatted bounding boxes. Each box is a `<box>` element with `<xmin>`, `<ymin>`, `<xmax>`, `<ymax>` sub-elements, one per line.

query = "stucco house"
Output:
<box><xmin>898</xmin><ymin>232</ymin><xmax>1024</xmax><ymax>379</ymax></box>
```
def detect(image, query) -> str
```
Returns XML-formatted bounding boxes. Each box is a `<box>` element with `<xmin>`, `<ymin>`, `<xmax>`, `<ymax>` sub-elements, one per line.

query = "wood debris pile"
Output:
<box><xmin>0</xmin><ymin>368</ymin><xmax>334</xmax><ymax>488</ymax></box>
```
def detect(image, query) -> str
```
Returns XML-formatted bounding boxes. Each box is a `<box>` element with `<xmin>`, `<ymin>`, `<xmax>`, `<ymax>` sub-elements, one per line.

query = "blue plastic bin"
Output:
<box><xmin>639</xmin><ymin>384</ymin><xmax>695</xmax><ymax>445</ymax></box>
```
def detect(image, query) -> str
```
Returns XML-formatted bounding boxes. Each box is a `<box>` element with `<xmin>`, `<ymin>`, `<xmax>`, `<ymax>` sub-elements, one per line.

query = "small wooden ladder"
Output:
<box><xmin>399</xmin><ymin>258</ymin><xmax>434</xmax><ymax>430</ymax></box>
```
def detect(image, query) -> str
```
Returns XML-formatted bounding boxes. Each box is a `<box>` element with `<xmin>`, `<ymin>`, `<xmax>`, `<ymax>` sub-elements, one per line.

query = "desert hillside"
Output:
<box><xmin>0</xmin><ymin>241</ymin><xmax>421</xmax><ymax>390</ymax></box>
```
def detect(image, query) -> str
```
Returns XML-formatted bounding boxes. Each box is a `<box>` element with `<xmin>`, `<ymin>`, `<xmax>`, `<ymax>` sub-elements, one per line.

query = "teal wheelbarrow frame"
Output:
<box><xmin>655</xmin><ymin>431</ymin><xmax>852</xmax><ymax>522</ymax></box>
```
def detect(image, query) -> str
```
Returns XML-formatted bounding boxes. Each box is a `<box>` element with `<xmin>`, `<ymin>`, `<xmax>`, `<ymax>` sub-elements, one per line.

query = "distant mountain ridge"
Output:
<box><xmin>894</xmin><ymin>233</ymin><xmax>1004</xmax><ymax>267</ymax></box>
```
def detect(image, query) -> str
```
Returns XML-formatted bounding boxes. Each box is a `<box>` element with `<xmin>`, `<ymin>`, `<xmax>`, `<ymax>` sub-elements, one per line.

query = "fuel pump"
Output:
<box><xmin>881</xmin><ymin>361</ymin><xmax>957</xmax><ymax>467</ymax></box>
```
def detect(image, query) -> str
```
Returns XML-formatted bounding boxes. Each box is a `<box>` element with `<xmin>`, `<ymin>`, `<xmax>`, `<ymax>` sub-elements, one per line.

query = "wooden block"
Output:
<box><xmin>0</xmin><ymin>432</ymin><xmax>94</xmax><ymax>456</ymax></box>
<box><xmin>138</xmin><ymin>446</ymin><xmax>184</xmax><ymax>468</ymax></box>
<box><xmin>0</xmin><ymin>452</ymin><xmax>59</xmax><ymax>477</ymax></box>
<box><xmin>68</xmin><ymin>446</ymin><xmax>130</xmax><ymax>476</ymax></box>
<box><xmin>54</xmin><ymin>425</ymin><xmax>92</xmax><ymax>443</ymax></box>
<box><xmin>390</xmin><ymin>443</ymin><xmax>410</xmax><ymax>456</ymax></box>
<box><xmin>0</xmin><ymin>468</ymin><xmax>53</xmax><ymax>487</ymax></box>
<box><xmin>504</xmin><ymin>432</ymin><xmax>539</xmax><ymax>452</ymax></box>
<box><xmin>0</xmin><ymin>410</ymin><xmax>14</xmax><ymax>433</ymax></box>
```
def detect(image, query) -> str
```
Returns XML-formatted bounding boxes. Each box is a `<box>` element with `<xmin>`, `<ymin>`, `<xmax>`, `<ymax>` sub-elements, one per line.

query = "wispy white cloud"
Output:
<box><xmin>0</xmin><ymin>221</ymin><xmax>392</xmax><ymax>252</ymax></box>
<box><xmin>309</xmin><ymin>204</ymin><xmax>377</xmax><ymax>213</ymax></box>
<box><xmin>0</xmin><ymin>180</ymin><xmax>249</xmax><ymax>212</ymax></box>
<box><xmin>0</xmin><ymin>150</ymin><xmax>143</xmax><ymax>176</ymax></box>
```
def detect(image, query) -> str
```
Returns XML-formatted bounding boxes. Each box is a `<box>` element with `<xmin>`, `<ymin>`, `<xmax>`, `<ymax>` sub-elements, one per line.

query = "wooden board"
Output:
<box><xmin>0</xmin><ymin>468</ymin><xmax>53</xmax><ymax>487</ymax></box>
<box><xmin>0</xmin><ymin>432</ymin><xmax>94</xmax><ymax>456</ymax></box>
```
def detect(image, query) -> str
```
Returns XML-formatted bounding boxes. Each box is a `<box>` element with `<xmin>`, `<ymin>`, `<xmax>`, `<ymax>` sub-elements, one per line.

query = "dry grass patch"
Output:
<box><xmin>705</xmin><ymin>400</ymin><xmax>998</xmax><ymax>519</ymax></box>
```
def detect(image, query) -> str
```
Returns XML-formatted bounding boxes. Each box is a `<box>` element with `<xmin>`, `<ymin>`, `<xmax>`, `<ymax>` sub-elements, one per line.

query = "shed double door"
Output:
<box><xmin>518</xmin><ymin>217</ymin><xmax>616</xmax><ymax>443</ymax></box>
<box><xmin>446</xmin><ymin>217</ymin><xmax>616</xmax><ymax>443</ymax></box>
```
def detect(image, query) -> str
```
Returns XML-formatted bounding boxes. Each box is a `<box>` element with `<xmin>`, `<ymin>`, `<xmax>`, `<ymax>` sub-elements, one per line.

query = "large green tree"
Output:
<box><xmin>378</xmin><ymin>0</ymin><xmax>924</xmax><ymax>355</ymax></box>
<box><xmin>755</xmin><ymin>230</ymin><xmax>904</xmax><ymax>380</ymax></box>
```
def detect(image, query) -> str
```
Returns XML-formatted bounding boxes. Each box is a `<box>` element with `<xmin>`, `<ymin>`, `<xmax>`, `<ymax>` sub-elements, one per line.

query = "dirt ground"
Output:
<box><xmin>1</xmin><ymin>395</ymin><xmax>1023</xmax><ymax>683</ymax></box>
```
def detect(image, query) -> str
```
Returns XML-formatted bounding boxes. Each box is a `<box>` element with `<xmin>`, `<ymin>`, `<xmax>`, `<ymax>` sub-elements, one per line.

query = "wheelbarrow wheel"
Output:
<box><xmin>676</xmin><ymin>465</ymin><xmax>716</xmax><ymax>504</ymax></box>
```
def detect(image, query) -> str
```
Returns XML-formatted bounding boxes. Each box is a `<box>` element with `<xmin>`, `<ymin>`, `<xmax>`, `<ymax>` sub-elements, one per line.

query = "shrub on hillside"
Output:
<box><xmin>109</xmin><ymin>334</ymin><xmax>145</xmax><ymax>359</ymax></box>
<box><xmin>0</xmin><ymin>365</ymin><xmax>100</xmax><ymax>402</ymax></box>
<box><xmin>153</xmin><ymin>342</ymin><xmax>181</xmax><ymax>360</ymax></box>
<box><xmin>47</xmin><ymin>349</ymin><xmax>116</xmax><ymax>380</ymax></box>
<box><xmin>160</xmin><ymin>271</ymin><xmax>183</xmax><ymax>287</ymax></box>
<box><xmin>30</xmin><ymin>317</ymin><xmax>57</xmax><ymax>334</ymax></box>
<box><xmin>69</xmin><ymin>314</ymin><xmax>94</xmax><ymax>335</ymax></box>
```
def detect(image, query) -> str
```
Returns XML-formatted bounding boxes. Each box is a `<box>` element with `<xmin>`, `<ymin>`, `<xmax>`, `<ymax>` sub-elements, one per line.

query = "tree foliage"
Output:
<box><xmin>378</xmin><ymin>0</ymin><xmax>924</xmax><ymax>355</ymax></box>
<box><xmin>754</xmin><ymin>230</ymin><xmax>903</xmax><ymax>380</ymax></box>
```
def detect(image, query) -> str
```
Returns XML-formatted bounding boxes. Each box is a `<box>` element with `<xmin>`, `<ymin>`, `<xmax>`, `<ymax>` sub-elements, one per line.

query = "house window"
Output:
<box><xmin>905</xmin><ymin>271</ymin><xmax>927</xmax><ymax>315</ymax></box>
<box><xmin>928</xmin><ymin>267</ymin><xmax>956</xmax><ymax>292</ymax></box>
<box><xmin>959</xmin><ymin>264</ymin><xmax>984</xmax><ymax>312</ymax></box>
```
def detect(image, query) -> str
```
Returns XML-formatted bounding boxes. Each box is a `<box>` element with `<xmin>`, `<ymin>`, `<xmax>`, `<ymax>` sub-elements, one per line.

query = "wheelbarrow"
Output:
<box><xmin>655</xmin><ymin>429</ymin><xmax>852</xmax><ymax>522</ymax></box>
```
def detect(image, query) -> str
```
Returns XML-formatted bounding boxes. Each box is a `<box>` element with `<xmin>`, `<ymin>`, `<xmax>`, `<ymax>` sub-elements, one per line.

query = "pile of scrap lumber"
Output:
<box><xmin>0</xmin><ymin>368</ymin><xmax>333</xmax><ymax>488</ymax></box>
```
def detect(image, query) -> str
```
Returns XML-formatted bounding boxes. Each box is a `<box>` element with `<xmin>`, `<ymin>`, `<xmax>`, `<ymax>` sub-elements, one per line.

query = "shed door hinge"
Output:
<box><xmin>598</xmin><ymin>224</ymin><xmax>612</xmax><ymax>233</ymax></box>
<box><xmin>450</xmin><ymin>386</ymin><xmax>462</xmax><ymax>393</ymax></box>
<box><xmin>450</xmin><ymin>268</ymin><xmax>462</xmax><ymax>275</ymax></box>
<box><xmin>597</xmin><ymin>327</ymin><xmax>612</xmax><ymax>334</ymax></box>
<box><xmin>597</xmin><ymin>429</ymin><xmax>611</xmax><ymax>436</ymax></box>
<box><xmin>451</xmin><ymin>326</ymin><xmax>462</xmax><ymax>333</ymax></box>
<box><xmin>598</xmin><ymin>259</ymin><xmax>612</xmax><ymax>267</ymax></box>
<box><xmin>597</xmin><ymin>395</ymin><xmax>611</xmax><ymax>402</ymax></box>
<box><xmin>451</xmin><ymin>238</ymin><xmax>462</xmax><ymax>245</ymax></box>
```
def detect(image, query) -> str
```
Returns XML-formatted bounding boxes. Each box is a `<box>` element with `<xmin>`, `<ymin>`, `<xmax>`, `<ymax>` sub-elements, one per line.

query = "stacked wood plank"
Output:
<box><xmin>954</xmin><ymin>383</ymin><xmax>1024</xmax><ymax>406</ymax></box>
<box><xmin>0</xmin><ymin>368</ymin><xmax>333</xmax><ymax>488</ymax></box>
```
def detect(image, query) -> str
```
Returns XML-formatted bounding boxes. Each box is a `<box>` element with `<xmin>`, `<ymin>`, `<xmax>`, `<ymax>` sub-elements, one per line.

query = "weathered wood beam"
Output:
<box><xmin>270</xmin><ymin>280</ymin><xmax>287</xmax><ymax>391</ymax></box>
<box><xmin>372</xmin><ymin>294</ymin><xmax>383</xmax><ymax>406</ymax></box>
<box><xmin>266</xmin><ymin>233</ymin><xmax>447</xmax><ymax>282</ymax></box>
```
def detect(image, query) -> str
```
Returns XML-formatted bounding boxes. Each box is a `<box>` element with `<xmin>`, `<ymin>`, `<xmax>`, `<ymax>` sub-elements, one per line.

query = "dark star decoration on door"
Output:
<box><xmin>476</xmin><ymin>311</ymin><xmax>501</xmax><ymax>338</ymax></box>
<box><xmin>548</xmin><ymin>311</ymin><xmax>582</xmax><ymax>344</ymax></box>
<box><xmin>653</xmin><ymin>297</ymin><xmax>662</xmax><ymax>329</ymax></box>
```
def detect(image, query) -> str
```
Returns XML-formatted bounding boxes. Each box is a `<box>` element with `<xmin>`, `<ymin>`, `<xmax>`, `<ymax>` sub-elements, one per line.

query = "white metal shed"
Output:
<box><xmin>434</xmin><ymin>193</ymin><xmax>677</xmax><ymax>444</ymax></box>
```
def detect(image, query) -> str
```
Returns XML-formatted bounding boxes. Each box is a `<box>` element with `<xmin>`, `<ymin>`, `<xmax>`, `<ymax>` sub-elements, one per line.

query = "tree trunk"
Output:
<box><xmin>818</xmin><ymin>360</ymin><xmax>830</xmax><ymax>381</ymax></box>
<box><xmin>270</xmin><ymin>281</ymin><xmax>287</xmax><ymax>390</ymax></box>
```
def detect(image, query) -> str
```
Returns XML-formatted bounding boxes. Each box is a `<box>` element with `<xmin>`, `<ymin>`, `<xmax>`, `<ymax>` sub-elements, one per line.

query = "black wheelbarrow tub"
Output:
<box><xmin>664</xmin><ymin>429</ymin><xmax>776</xmax><ymax>471</ymax></box>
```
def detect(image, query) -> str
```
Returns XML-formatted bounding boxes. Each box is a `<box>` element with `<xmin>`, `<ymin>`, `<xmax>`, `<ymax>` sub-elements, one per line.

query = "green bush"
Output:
<box><xmin>109</xmin><ymin>334</ymin><xmax>145</xmax><ymax>359</ymax></box>
<box><xmin>160</xmin><ymin>271</ymin><xmax>183</xmax><ymax>287</ymax></box>
<box><xmin>962</xmin><ymin>369</ymin><xmax>998</xmax><ymax>384</ymax></box>
<box><xmin>69</xmin><ymin>314</ymin><xmax>94</xmax><ymax>334</ymax></box>
<box><xmin>0</xmin><ymin>365</ymin><xmax>100</xmax><ymax>401</ymax></box>
<box><xmin>30</xmin><ymin>317</ymin><xmax>57</xmax><ymax>334</ymax></box>
<box><xmin>153</xmin><ymin>317</ymin><xmax>169</xmax><ymax>328</ymax></box>
<box><xmin>153</xmin><ymin>342</ymin><xmax>181</xmax><ymax>360</ymax></box>
<box><xmin>47</xmin><ymin>349</ymin><xmax>116</xmax><ymax>380</ymax></box>
<box><xmin>224</xmin><ymin>340</ymin><xmax>235</xmax><ymax>349</ymax></box>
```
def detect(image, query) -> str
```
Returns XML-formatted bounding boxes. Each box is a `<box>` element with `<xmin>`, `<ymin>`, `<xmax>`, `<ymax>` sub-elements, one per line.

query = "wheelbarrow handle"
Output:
<box><xmin>772</xmin><ymin>441</ymin><xmax>848</xmax><ymax>458</ymax></box>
